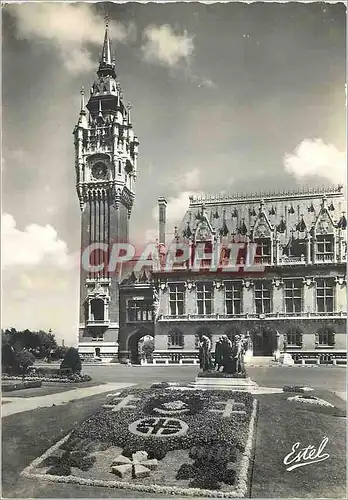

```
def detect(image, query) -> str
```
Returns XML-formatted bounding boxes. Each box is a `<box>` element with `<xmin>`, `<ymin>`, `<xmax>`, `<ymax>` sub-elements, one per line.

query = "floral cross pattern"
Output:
<box><xmin>42</xmin><ymin>447</ymin><xmax>96</xmax><ymax>476</ymax></box>
<box><xmin>111</xmin><ymin>451</ymin><xmax>158</xmax><ymax>479</ymax></box>
<box><xmin>176</xmin><ymin>444</ymin><xmax>238</xmax><ymax>490</ymax></box>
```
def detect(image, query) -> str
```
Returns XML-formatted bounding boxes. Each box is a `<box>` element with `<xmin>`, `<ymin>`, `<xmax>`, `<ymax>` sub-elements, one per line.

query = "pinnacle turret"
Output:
<box><xmin>98</xmin><ymin>23</ymin><xmax>116</xmax><ymax>78</ymax></box>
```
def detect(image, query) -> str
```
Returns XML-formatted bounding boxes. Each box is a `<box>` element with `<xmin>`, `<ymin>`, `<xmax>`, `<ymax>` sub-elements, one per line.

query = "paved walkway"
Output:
<box><xmin>334</xmin><ymin>391</ymin><xmax>347</xmax><ymax>401</ymax></box>
<box><xmin>1</xmin><ymin>383</ymin><xmax>134</xmax><ymax>418</ymax></box>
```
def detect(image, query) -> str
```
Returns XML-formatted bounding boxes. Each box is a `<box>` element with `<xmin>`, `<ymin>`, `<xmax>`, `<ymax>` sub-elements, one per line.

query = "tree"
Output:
<box><xmin>140</xmin><ymin>336</ymin><xmax>155</xmax><ymax>363</ymax></box>
<box><xmin>60</xmin><ymin>347</ymin><xmax>82</xmax><ymax>373</ymax></box>
<box><xmin>3</xmin><ymin>328</ymin><xmax>58</xmax><ymax>357</ymax></box>
<box><xmin>15</xmin><ymin>350</ymin><xmax>36</xmax><ymax>376</ymax></box>
<box><xmin>2</xmin><ymin>343</ymin><xmax>15</xmax><ymax>373</ymax></box>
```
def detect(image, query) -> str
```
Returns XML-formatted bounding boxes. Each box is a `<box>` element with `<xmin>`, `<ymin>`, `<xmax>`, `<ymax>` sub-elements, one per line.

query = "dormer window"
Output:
<box><xmin>316</xmin><ymin>235</ymin><xmax>334</xmax><ymax>262</ymax></box>
<box><xmin>254</xmin><ymin>238</ymin><xmax>271</xmax><ymax>265</ymax></box>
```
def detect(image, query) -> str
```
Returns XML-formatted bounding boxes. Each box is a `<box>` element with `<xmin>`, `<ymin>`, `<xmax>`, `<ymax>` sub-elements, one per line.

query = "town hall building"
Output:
<box><xmin>75</xmin><ymin>26</ymin><xmax>347</xmax><ymax>365</ymax></box>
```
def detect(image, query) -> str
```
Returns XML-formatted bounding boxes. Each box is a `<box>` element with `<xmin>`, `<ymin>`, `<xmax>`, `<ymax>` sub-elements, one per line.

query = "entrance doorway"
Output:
<box><xmin>252</xmin><ymin>327</ymin><xmax>274</xmax><ymax>356</ymax></box>
<box><xmin>128</xmin><ymin>330</ymin><xmax>153</xmax><ymax>364</ymax></box>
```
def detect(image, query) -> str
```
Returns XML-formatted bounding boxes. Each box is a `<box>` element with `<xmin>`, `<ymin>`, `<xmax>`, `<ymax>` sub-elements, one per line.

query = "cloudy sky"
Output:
<box><xmin>2</xmin><ymin>1</ymin><xmax>346</xmax><ymax>344</ymax></box>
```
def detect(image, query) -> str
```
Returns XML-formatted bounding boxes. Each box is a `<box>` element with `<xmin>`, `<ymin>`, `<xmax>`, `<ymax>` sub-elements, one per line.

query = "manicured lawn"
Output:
<box><xmin>251</xmin><ymin>390</ymin><xmax>346</xmax><ymax>499</ymax></box>
<box><xmin>2</xmin><ymin>392</ymin><xmax>116</xmax><ymax>497</ymax></box>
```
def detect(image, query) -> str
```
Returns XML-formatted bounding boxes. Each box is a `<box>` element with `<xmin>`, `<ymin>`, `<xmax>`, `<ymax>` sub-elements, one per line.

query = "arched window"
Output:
<box><xmin>168</xmin><ymin>329</ymin><xmax>184</xmax><ymax>347</ymax></box>
<box><xmin>90</xmin><ymin>298</ymin><xmax>104</xmax><ymax>321</ymax></box>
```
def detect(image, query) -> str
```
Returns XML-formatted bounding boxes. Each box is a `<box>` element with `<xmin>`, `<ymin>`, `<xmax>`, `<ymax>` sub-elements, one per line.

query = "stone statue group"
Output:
<box><xmin>199</xmin><ymin>334</ymin><xmax>249</xmax><ymax>375</ymax></box>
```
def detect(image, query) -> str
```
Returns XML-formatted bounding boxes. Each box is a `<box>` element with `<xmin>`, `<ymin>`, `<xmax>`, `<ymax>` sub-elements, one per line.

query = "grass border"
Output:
<box><xmin>21</xmin><ymin>399</ymin><xmax>258</xmax><ymax>498</ymax></box>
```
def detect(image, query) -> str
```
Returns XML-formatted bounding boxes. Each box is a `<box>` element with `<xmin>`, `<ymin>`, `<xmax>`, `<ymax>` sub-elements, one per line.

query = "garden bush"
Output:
<box><xmin>60</xmin><ymin>347</ymin><xmax>82</xmax><ymax>374</ymax></box>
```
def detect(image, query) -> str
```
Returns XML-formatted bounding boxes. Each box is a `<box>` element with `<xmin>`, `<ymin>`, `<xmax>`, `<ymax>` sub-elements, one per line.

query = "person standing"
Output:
<box><xmin>214</xmin><ymin>337</ymin><xmax>223</xmax><ymax>371</ymax></box>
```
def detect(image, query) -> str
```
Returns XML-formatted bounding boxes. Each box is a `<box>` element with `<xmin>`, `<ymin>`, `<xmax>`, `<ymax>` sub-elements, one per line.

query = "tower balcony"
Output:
<box><xmin>86</xmin><ymin>318</ymin><xmax>110</xmax><ymax>327</ymax></box>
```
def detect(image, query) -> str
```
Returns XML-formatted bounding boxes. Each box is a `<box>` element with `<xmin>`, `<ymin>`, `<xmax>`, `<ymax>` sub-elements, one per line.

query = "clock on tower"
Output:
<box><xmin>73</xmin><ymin>21</ymin><xmax>139</xmax><ymax>362</ymax></box>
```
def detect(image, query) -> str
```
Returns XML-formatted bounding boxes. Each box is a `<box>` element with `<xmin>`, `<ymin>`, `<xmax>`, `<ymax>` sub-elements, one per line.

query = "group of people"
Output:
<box><xmin>199</xmin><ymin>334</ymin><xmax>249</xmax><ymax>375</ymax></box>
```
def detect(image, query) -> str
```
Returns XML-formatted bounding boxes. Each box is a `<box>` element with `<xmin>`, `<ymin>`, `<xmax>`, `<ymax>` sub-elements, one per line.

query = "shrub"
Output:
<box><xmin>15</xmin><ymin>350</ymin><xmax>36</xmax><ymax>375</ymax></box>
<box><xmin>60</xmin><ymin>347</ymin><xmax>82</xmax><ymax>374</ymax></box>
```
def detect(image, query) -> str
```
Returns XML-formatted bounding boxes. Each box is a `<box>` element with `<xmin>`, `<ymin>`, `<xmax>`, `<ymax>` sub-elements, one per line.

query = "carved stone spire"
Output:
<box><xmin>98</xmin><ymin>21</ymin><xmax>116</xmax><ymax>78</ymax></box>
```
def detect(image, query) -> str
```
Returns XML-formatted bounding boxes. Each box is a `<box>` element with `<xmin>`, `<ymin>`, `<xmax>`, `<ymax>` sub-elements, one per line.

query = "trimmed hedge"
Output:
<box><xmin>2</xmin><ymin>380</ymin><xmax>42</xmax><ymax>392</ymax></box>
<box><xmin>28</xmin><ymin>367</ymin><xmax>73</xmax><ymax>377</ymax></box>
<box><xmin>283</xmin><ymin>385</ymin><xmax>314</xmax><ymax>393</ymax></box>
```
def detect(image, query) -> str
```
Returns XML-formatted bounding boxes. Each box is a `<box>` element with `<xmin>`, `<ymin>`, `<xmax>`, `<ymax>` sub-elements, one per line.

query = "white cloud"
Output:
<box><xmin>169</xmin><ymin>168</ymin><xmax>201</xmax><ymax>190</ymax></box>
<box><xmin>284</xmin><ymin>139</ymin><xmax>346</xmax><ymax>185</ymax></box>
<box><xmin>143</xmin><ymin>191</ymin><xmax>197</xmax><ymax>244</ymax></box>
<box><xmin>1</xmin><ymin>213</ymin><xmax>76</xmax><ymax>269</ymax></box>
<box><xmin>142</xmin><ymin>25</ymin><xmax>194</xmax><ymax>67</ymax></box>
<box><xmin>7</xmin><ymin>3</ymin><xmax>136</xmax><ymax>74</ymax></box>
<box><xmin>152</xmin><ymin>191</ymin><xmax>197</xmax><ymax>226</ymax></box>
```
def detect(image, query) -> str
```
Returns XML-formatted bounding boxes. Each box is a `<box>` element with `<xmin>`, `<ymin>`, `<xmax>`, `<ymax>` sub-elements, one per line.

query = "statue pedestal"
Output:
<box><xmin>192</xmin><ymin>374</ymin><xmax>258</xmax><ymax>391</ymax></box>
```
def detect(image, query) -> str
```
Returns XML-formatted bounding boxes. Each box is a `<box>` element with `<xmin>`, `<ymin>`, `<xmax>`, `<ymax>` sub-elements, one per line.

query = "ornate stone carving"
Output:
<box><xmin>213</xmin><ymin>280</ymin><xmax>224</xmax><ymax>290</ymax></box>
<box><xmin>272</xmin><ymin>278</ymin><xmax>283</xmax><ymax>288</ymax></box>
<box><xmin>184</xmin><ymin>280</ymin><xmax>196</xmax><ymax>291</ymax></box>
<box><xmin>243</xmin><ymin>279</ymin><xmax>254</xmax><ymax>289</ymax></box>
<box><xmin>302</xmin><ymin>277</ymin><xmax>314</xmax><ymax>287</ymax></box>
<box><xmin>335</xmin><ymin>276</ymin><xmax>346</xmax><ymax>286</ymax></box>
<box><xmin>196</xmin><ymin>220</ymin><xmax>210</xmax><ymax>241</ymax></box>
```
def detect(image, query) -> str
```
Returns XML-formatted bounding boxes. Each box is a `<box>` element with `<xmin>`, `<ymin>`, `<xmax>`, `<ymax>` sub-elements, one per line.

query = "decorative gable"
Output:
<box><xmin>252</xmin><ymin>211</ymin><xmax>273</xmax><ymax>239</ymax></box>
<box><xmin>314</xmin><ymin>203</ymin><xmax>336</xmax><ymax>235</ymax></box>
<box><xmin>195</xmin><ymin>207</ymin><xmax>215</xmax><ymax>241</ymax></box>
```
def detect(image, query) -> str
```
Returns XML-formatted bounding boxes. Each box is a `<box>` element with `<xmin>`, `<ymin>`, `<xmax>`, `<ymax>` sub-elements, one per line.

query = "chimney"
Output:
<box><xmin>158</xmin><ymin>197</ymin><xmax>167</xmax><ymax>245</ymax></box>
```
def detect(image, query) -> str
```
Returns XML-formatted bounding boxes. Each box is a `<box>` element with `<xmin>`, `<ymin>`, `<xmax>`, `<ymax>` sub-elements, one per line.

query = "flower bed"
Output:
<box><xmin>287</xmin><ymin>395</ymin><xmax>334</xmax><ymax>407</ymax></box>
<box><xmin>21</xmin><ymin>387</ymin><xmax>258</xmax><ymax>497</ymax></box>
<box><xmin>2</xmin><ymin>374</ymin><xmax>92</xmax><ymax>384</ymax></box>
<box><xmin>283</xmin><ymin>385</ymin><xmax>314</xmax><ymax>393</ymax></box>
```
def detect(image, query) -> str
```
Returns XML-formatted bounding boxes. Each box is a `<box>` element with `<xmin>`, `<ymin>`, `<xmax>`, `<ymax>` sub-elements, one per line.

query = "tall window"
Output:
<box><xmin>225</xmin><ymin>282</ymin><xmax>242</xmax><ymax>315</ymax></box>
<box><xmin>316</xmin><ymin>279</ymin><xmax>334</xmax><ymax>313</ymax></box>
<box><xmin>127</xmin><ymin>299</ymin><xmax>153</xmax><ymax>322</ymax></box>
<box><xmin>254</xmin><ymin>282</ymin><xmax>272</xmax><ymax>314</ymax></box>
<box><xmin>316</xmin><ymin>236</ymin><xmax>334</xmax><ymax>262</ymax></box>
<box><xmin>284</xmin><ymin>280</ymin><xmax>302</xmax><ymax>314</ymax></box>
<box><xmin>197</xmin><ymin>283</ymin><xmax>213</xmax><ymax>315</ymax></box>
<box><xmin>168</xmin><ymin>329</ymin><xmax>184</xmax><ymax>347</ymax></box>
<box><xmin>90</xmin><ymin>299</ymin><xmax>104</xmax><ymax>321</ymax></box>
<box><xmin>169</xmin><ymin>284</ymin><xmax>185</xmax><ymax>316</ymax></box>
<box><xmin>254</xmin><ymin>239</ymin><xmax>271</xmax><ymax>265</ymax></box>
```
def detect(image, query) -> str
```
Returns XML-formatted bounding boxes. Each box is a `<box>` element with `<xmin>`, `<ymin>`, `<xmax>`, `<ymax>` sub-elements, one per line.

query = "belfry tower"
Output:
<box><xmin>74</xmin><ymin>23</ymin><xmax>139</xmax><ymax>359</ymax></box>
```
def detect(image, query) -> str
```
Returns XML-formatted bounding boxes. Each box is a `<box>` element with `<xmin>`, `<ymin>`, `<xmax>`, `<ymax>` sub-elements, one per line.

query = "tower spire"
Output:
<box><xmin>98</xmin><ymin>14</ymin><xmax>116</xmax><ymax>78</ymax></box>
